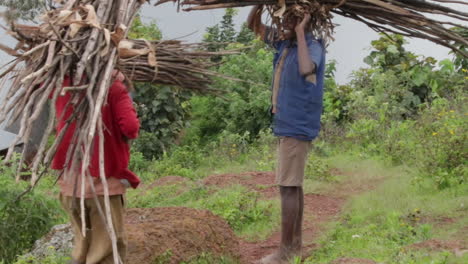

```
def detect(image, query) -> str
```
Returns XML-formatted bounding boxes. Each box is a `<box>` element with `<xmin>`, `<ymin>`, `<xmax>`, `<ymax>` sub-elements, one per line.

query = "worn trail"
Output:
<box><xmin>204</xmin><ymin>170</ymin><xmax>385</xmax><ymax>263</ymax></box>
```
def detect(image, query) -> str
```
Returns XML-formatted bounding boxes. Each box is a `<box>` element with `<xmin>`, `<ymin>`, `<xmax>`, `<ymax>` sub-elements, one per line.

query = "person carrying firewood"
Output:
<box><xmin>248</xmin><ymin>4</ymin><xmax>326</xmax><ymax>264</ymax></box>
<box><xmin>52</xmin><ymin>71</ymin><xmax>140</xmax><ymax>264</ymax></box>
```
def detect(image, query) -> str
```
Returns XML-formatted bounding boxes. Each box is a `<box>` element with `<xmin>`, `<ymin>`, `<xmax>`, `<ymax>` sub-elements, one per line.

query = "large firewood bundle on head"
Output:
<box><xmin>117</xmin><ymin>39</ymin><xmax>236</xmax><ymax>92</ymax></box>
<box><xmin>157</xmin><ymin>0</ymin><xmax>468</xmax><ymax>56</ymax></box>
<box><xmin>0</xmin><ymin>0</ymin><xmax>232</xmax><ymax>187</ymax></box>
<box><xmin>0</xmin><ymin>2</ymin><xmax>156</xmax><ymax>264</ymax></box>
<box><xmin>0</xmin><ymin>0</ymin><xmax>145</xmax><ymax>183</ymax></box>
<box><xmin>0</xmin><ymin>1</ymin><xmax>146</xmax><ymax>263</ymax></box>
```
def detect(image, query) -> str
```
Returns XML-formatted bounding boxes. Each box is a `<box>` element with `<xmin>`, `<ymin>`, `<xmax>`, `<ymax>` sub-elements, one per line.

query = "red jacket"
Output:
<box><xmin>52</xmin><ymin>77</ymin><xmax>141</xmax><ymax>188</ymax></box>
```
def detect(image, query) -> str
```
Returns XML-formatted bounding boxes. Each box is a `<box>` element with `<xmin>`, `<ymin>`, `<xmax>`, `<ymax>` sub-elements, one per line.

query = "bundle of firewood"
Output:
<box><xmin>117</xmin><ymin>39</ymin><xmax>235</xmax><ymax>92</ymax></box>
<box><xmin>157</xmin><ymin>0</ymin><xmax>468</xmax><ymax>56</ymax></box>
<box><xmin>0</xmin><ymin>1</ymin><xmax>157</xmax><ymax>263</ymax></box>
<box><xmin>2</xmin><ymin>26</ymin><xmax>234</xmax><ymax>92</ymax></box>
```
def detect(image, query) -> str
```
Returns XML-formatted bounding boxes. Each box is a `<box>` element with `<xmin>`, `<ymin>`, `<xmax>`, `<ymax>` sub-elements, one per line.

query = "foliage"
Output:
<box><xmin>14</xmin><ymin>248</ymin><xmax>70</xmax><ymax>264</ymax></box>
<box><xmin>304</xmin><ymin>160</ymin><xmax>468</xmax><ymax>263</ymax></box>
<box><xmin>0</xmin><ymin>0</ymin><xmax>47</xmax><ymax>20</ymax></box>
<box><xmin>203</xmin><ymin>8</ymin><xmax>239</xmax><ymax>53</ymax></box>
<box><xmin>128</xmin><ymin>17</ymin><xmax>192</xmax><ymax>160</ymax></box>
<box><xmin>450</xmin><ymin>27</ymin><xmax>468</xmax><ymax>71</ymax></box>
<box><xmin>414</xmin><ymin>98</ymin><xmax>467</xmax><ymax>189</ymax></box>
<box><xmin>184</xmin><ymin>40</ymin><xmax>273</xmax><ymax>144</ymax></box>
<box><xmin>320</xmin><ymin>33</ymin><xmax>467</xmax><ymax>189</ymax></box>
<box><xmin>325</xmin><ymin>34</ymin><xmax>466</xmax><ymax>125</ymax></box>
<box><xmin>182</xmin><ymin>253</ymin><xmax>237</xmax><ymax>264</ymax></box>
<box><xmin>305</xmin><ymin>155</ymin><xmax>334</xmax><ymax>182</ymax></box>
<box><xmin>236</xmin><ymin>23</ymin><xmax>256</xmax><ymax>44</ymax></box>
<box><xmin>132</xmin><ymin>84</ymin><xmax>191</xmax><ymax>159</ymax></box>
<box><xmin>127</xmin><ymin>15</ymin><xmax>162</xmax><ymax>40</ymax></box>
<box><xmin>0</xmin><ymin>158</ymin><xmax>62</xmax><ymax>263</ymax></box>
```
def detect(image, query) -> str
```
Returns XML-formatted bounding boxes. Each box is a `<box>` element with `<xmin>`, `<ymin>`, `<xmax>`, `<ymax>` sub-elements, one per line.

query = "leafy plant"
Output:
<box><xmin>0</xmin><ymin>159</ymin><xmax>62</xmax><ymax>263</ymax></box>
<box><xmin>0</xmin><ymin>0</ymin><xmax>48</xmax><ymax>20</ymax></box>
<box><xmin>128</xmin><ymin>17</ymin><xmax>192</xmax><ymax>160</ymax></box>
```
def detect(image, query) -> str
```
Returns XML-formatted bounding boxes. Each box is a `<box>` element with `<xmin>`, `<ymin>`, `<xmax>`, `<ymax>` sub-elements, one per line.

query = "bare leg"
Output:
<box><xmin>259</xmin><ymin>186</ymin><xmax>302</xmax><ymax>264</ymax></box>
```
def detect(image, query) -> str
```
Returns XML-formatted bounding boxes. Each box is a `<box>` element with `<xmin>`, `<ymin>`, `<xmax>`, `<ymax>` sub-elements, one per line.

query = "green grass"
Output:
<box><xmin>304</xmin><ymin>158</ymin><xmax>468</xmax><ymax>264</ymax></box>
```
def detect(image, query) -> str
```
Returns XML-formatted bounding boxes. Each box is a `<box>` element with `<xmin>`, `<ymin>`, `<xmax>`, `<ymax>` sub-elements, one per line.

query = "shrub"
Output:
<box><xmin>305</xmin><ymin>155</ymin><xmax>334</xmax><ymax>182</ymax></box>
<box><xmin>13</xmin><ymin>248</ymin><xmax>70</xmax><ymax>264</ymax></box>
<box><xmin>0</xmin><ymin>161</ymin><xmax>62</xmax><ymax>263</ymax></box>
<box><xmin>415</xmin><ymin>98</ymin><xmax>467</xmax><ymax>189</ymax></box>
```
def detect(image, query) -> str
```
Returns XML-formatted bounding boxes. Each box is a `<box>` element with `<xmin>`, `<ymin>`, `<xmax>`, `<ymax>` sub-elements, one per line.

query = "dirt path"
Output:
<box><xmin>204</xmin><ymin>171</ymin><xmax>384</xmax><ymax>263</ymax></box>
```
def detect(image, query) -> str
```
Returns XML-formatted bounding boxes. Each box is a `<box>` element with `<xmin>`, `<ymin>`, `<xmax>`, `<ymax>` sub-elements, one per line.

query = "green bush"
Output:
<box><xmin>196</xmin><ymin>186</ymin><xmax>276</xmax><ymax>236</ymax></box>
<box><xmin>0</xmin><ymin>161</ymin><xmax>62</xmax><ymax>263</ymax></box>
<box><xmin>13</xmin><ymin>248</ymin><xmax>70</xmax><ymax>264</ymax></box>
<box><xmin>183</xmin><ymin>41</ymin><xmax>273</xmax><ymax>145</ymax></box>
<box><xmin>414</xmin><ymin>98</ymin><xmax>467</xmax><ymax>189</ymax></box>
<box><xmin>305</xmin><ymin>155</ymin><xmax>334</xmax><ymax>182</ymax></box>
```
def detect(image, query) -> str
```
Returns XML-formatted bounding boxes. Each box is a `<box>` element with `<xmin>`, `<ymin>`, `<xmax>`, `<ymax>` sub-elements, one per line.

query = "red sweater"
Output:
<box><xmin>52</xmin><ymin>77</ymin><xmax>141</xmax><ymax>188</ymax></box>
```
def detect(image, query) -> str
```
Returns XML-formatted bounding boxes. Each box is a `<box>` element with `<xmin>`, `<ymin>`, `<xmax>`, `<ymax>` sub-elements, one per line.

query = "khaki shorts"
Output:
<box><xmin>276</xmin><ymin>137</ymin><xmax>312</xmax><ymax>187</ymax></box>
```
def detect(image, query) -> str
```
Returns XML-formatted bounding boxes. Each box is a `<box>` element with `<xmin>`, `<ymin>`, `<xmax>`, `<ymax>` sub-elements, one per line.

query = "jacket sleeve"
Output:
<box><xmin>110</xmin><ymin>81</ymin><xmax>140</xmax><ymax>139</ymax></box>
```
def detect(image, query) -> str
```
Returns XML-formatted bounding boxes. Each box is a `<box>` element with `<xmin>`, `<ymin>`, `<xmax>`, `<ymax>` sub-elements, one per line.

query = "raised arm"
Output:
<box><xmin>247</xmin><ymin>5</ymin><xmax>267</xmax><ymax>39</ymax></box>
<box><xmin>295</xmin><ymin>14</ymin><xmax>317</xmax><ymax>81</ymax></box>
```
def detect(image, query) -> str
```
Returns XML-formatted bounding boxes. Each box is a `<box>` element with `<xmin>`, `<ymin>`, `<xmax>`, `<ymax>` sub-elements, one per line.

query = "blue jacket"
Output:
<box><xmin>268</xmin><ymin>34</ymin><xmax>326</xmax><ymax>141</ymax></box>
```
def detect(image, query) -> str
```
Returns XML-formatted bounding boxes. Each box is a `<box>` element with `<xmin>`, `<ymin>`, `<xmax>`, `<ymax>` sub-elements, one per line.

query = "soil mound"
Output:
<box><xmin>126</xmin><ymin>207</ymin><xmax>240</xmax><ymax>264</ymax></box>
<box><xmin>28</xmin><ymin>207</ymin><xmax>239</xmax><ymax>264</ymax></box>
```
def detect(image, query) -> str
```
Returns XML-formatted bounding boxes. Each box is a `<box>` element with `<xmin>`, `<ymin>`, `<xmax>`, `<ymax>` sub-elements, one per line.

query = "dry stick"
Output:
<box><xmin>98</xmin><ymin>118</ymin><xmax>123</xmax><ymax>264</ymax></box>
<box><xmin>64</xmin><ymin>0</ymin><xmax>79</xmax><ymax>9</ymax></box>
<box><xmin>3</xmin><ymin>72</ymin><xmax>54</xmax><ymax>161</ymax></box>
<box><xmin>21</xmin><ymin>41</ymin><xmax>51</xmax><ymax>57</ymax></box>
<box><xmin>30</xmin><ymin>60</ymin><xmax>69</xmax><ymax>184</ymax></box>
<box><xmin>356</xmin><ymin>10</ymin><xmax>468</xmax><ymax>54</ymax></box>
<box><xmin>431</xmin><ymin>0</ymin><xmax>468</xmax><ymax>4</ymax></box>
<box><xmin>0</xmin><ymin>62</ymin><xmax>21</xmax><ymax>116</ymax></box>
<box><xmin>81</xmin><ymin>48</ymin><xmax>120</xmax><ymax>264</ymax></box>
<box><xmin>5</xmin><ymin>63</ymin><xmax>55</xmax><ymax>129</ymax></box>
<box><xmin>117</xmin><ymin>0</ymin><xmax>130</xmax><ymax>26</ymax></box>
<box><xmin>43</xmin><ymin>102</ymin><xmax>82</xmax><ymax>169</ymax></box>
<box><xmin>73</xmin><ymin>0</ymin><xmax>104</xmax><ymax>86</ymax></box>
<box><xmin>16</xmin><ymin>75</ymin><xmax>57</xmax><ymax>181</ymax></box>
<box><xmin>21</xmin><ymin>55</ymin><xmax>60</xmax><ymax>85</ymax></box>
<box><xmin>48</xmin><ymin>22</ymin><xmax>80</xmax><ymax>58</ymax></box>
<box><xmin>85</xmin><ymin>170</ymin><xmax>122</xmax><ymax>264</ymax></box>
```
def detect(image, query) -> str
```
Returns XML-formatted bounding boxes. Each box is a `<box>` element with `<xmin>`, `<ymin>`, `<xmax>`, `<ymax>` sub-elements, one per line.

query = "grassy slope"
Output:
<box><xmin>304</xmin><ymin>155</ymin><xmax>468</xmax><ymax>264</ymax></box>
<box><xmin>10</xmin><ymin>147</ymin><xmax>467</xmax><ymax>264</ymax></box>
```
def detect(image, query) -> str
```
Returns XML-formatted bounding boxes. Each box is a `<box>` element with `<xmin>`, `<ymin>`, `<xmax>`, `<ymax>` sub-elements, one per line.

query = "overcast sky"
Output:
<box><xmin>140</xmin><ymin>4</ymin><xmax>463</xmax><ymax>84</ymax></box>
<box><xmin>0</xmin><ymin>3</ymin><xmax>465</xmax><ymax>85</ymax></box>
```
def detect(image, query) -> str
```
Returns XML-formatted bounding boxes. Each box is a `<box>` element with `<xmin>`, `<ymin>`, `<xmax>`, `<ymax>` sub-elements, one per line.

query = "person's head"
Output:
<box><xmin>280</xmin><ymin>14</ymin><xmax>299</xmax><ymax>40</ymax></box>
<box><xmin>280</xmin><ymin>4</ymin><xmax>310</xmax><ymax>40</ymax></box>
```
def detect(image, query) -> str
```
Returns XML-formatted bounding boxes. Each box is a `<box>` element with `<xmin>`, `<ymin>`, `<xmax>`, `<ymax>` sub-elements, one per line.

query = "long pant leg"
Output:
<box><xmin>85</xmin><ymin>195</ymin><xmax>127</xmax><ymax>264</ymax></box>
<box><xmin>59</xmin><ymin>194</ymin><xmax>90</xmax><ymax>264</ymax></box>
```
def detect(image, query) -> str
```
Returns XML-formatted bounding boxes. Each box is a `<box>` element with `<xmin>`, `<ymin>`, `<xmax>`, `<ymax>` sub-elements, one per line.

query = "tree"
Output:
<box><xmin>184</xmin><ymin>40</ymin><xmax>273</xmax><ymax>144</ymax></box>
<box><xmin>219</xmin><ymin>8</ymin><xmax>237</xmax><ymax>43</ymax></box>
<box><xmin>128</xmin><ymin>15</ymin><xmax>162</xmax><ymax>40</ymax></box>
<box><xmin>450</xmin><ymin>27</ymin><xmax>468</xmax><ymax>71</ymax></box>
<box><xmin>129</xmin><ymin>16</ymin><xmax>191</xmax><ymax>159</ymax></box>
<box><xmin>0</xmin><ymin>0</ymin><xmax>49</xmax><ymax>20</ymax></box>
<box><xmin>236</xmin><ymin>22</ymin><xmax>256</xmax><ymax>44</ymax></box>
<box><xmin>203</xmin><ymin>8</ymin><xmax>249</xmax><ymax>51</ymax></box>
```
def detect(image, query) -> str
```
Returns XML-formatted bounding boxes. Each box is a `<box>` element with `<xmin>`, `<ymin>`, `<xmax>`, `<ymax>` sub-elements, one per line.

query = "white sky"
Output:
<box><xmin>141</xmin><ymin>4</ymin><xmax>462</xmax><ymax>84</ymax></box>
<box><xmin>1</xmin><ymin>3</ymin><xmax>465</xmax><ymax>85</ymax></box>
